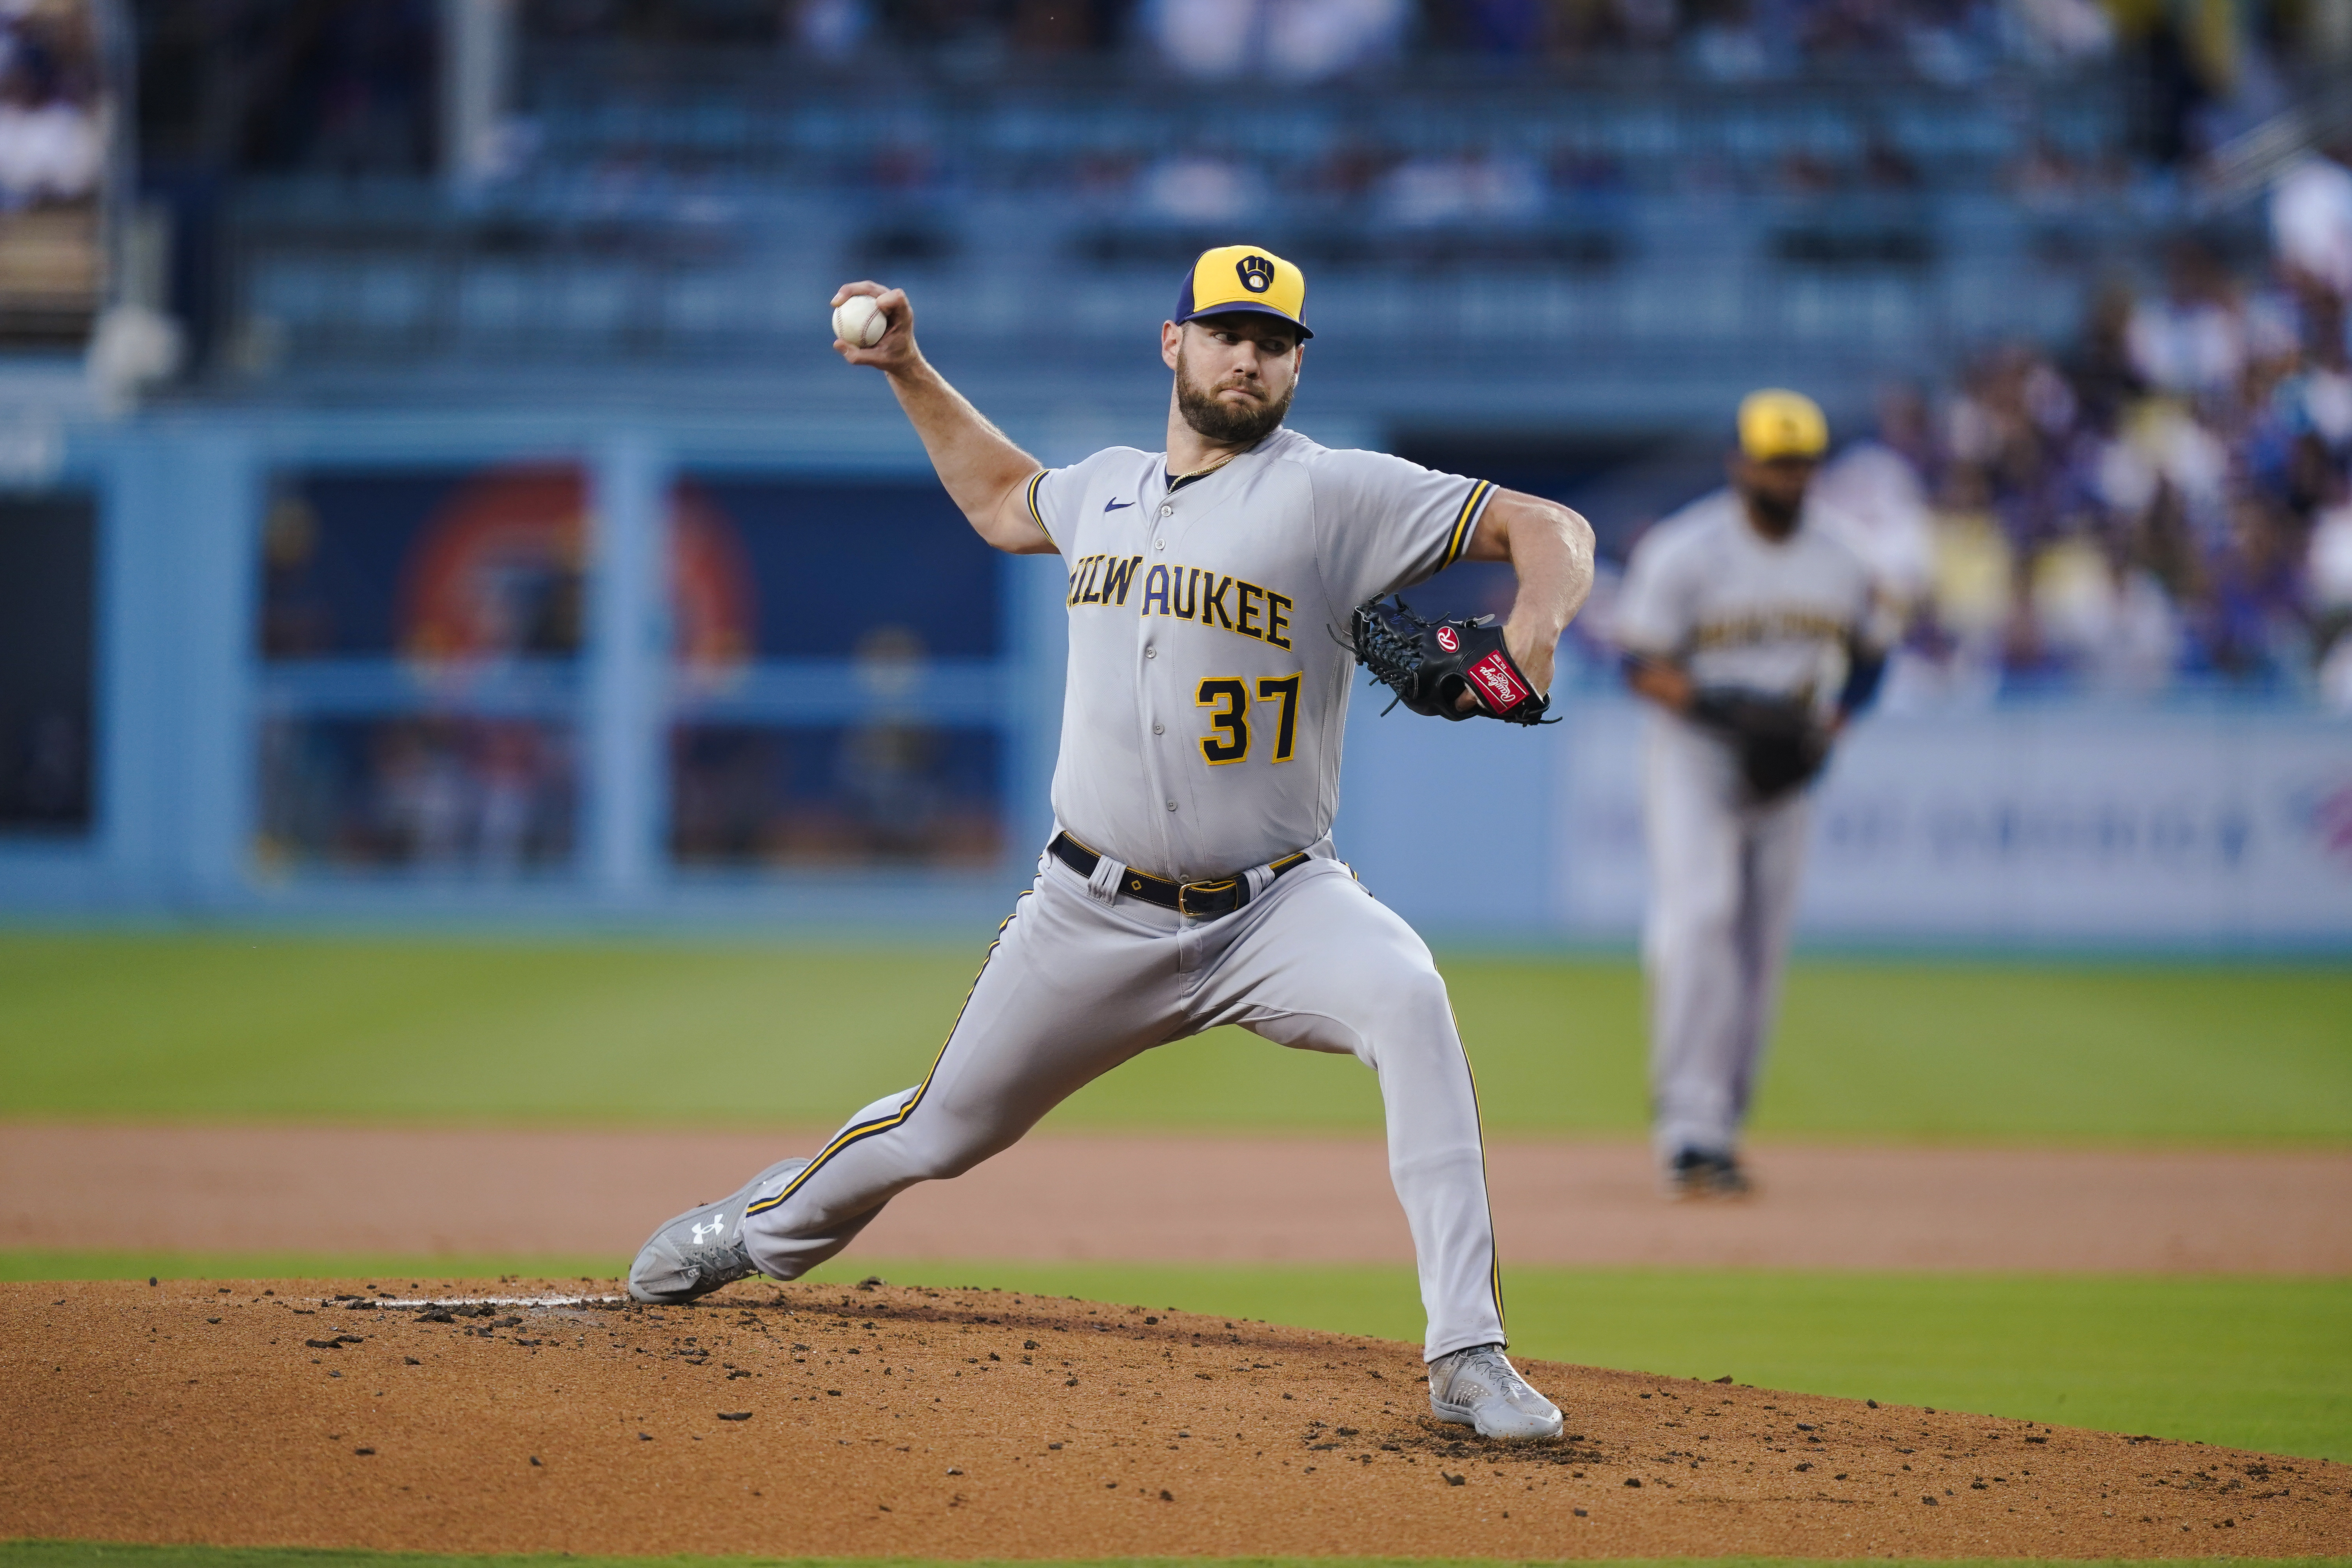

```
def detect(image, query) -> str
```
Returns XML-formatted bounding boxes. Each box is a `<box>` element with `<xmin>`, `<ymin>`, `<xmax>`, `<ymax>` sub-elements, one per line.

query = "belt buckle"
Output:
<box><xmin>1177</xmin><ymin>877</ymin><xmax>1238</xmax><ymax>918</ymax></box>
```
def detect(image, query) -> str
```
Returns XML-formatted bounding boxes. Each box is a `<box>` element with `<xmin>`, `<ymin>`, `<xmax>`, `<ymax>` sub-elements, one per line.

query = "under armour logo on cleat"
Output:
<box><xmin>691</xmin><ymin>1219</ymin><xmax>726</xmax><ymax>1244</ymax></box>
<box><xmin>1103</xmin><ymin>498</ymin><xmax>1135</xmax><ymax>511</ymax></box>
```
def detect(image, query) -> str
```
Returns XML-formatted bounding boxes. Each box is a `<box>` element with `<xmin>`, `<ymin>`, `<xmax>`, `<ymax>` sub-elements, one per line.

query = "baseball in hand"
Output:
<box><xmin>832</xmin><ymin>294</ymin><xmax>886</xmax><ymax>348</ymax></box>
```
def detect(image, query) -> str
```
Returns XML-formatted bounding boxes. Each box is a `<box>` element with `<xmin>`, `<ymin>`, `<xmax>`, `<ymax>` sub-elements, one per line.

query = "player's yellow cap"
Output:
<box><xmin>1738</xmin><ymin>388</ymin><xmax>1829</xmax><ymax>460</ymax></box>
<box><xmin>1174</xmin><ymin>245</ymin><xmax>1312</xmax><ymax>340</ymax></box>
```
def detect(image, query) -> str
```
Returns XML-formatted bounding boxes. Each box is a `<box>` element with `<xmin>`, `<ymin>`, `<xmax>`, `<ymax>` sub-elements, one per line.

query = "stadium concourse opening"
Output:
<box><xmin>5</xmin><ymin>1276</ymin><xmax>2347</xmax><ymax>1559</ymax></box>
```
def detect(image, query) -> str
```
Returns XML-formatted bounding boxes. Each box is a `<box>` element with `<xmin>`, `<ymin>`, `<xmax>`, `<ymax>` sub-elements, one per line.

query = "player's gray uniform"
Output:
<box><xmin>737</xmin><ymin>427</ymin><xmax>1510</xmax><ymax>1359</ymax></box>
<box><xmin>1613</xmin><ymin>490</ymin><xmax>1874</xmax><ymax>1166</ymax></box>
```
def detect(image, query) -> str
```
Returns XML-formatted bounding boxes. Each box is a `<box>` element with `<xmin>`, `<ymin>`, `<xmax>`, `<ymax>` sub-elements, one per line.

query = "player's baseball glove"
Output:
<box><xmin>1688</xmin><ymin>688</ymin><xmax>1828</xmax><ymax>802</ymax></box>
<box><xmin>1346</xmin><ymin>596</ymin><xmax>1553</xmax><ymax>725</ymax></box>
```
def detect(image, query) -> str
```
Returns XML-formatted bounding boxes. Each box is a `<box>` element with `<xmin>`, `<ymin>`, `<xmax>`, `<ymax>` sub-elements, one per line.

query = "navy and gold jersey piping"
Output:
<box><xmin>1024</xmin><ymin>470</ymin><xmax>1053</xmax><ymax>544</ymax></box>
<box><xmin>744</xmin><ymin>894</ymin><xmax>1029</xmax><ymax>1220</ymax></box>
<box><xmin>1440</xmin><ymin>479</ymin><xmax>1495</xmax><ymax>571</ymax></box>
<box><xmin>1452</xmin><ymin>1003</ymin><xmax>1506</xmax><ymax>1338</ymax></box>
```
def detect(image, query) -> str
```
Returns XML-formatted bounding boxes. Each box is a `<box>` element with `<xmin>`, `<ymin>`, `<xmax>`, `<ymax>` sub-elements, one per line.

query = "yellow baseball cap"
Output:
<box><xmin>1174</xmin><ymin>245</ymin><xmax>1312</xmax><ymax>340</ymax></box>
<box><xmin>1738</xmin><ymin>388</ymin><xmax>1829</xmax><ymax>460</ymax></box>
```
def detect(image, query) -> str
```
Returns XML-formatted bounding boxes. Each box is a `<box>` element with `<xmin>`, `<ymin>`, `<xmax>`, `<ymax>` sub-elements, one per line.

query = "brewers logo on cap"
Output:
<box><xmin>1174</xmin><ymin>245</ymin><xmax>1312</xmax><ymax>339</ymax></box>
<box><xmin>1737</xmin><ymin>388</ymin><xmax>1829</xmax><ymax>461</ymax></box>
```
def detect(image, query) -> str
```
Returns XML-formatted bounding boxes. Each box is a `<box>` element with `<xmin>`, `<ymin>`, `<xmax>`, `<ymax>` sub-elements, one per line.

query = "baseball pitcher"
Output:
<box><xmin>628</xmin><ymin>246</ymin><xmax>1597</xmax><ymax>1441</ymax></box>
<box><xmin>1616</xmin><ymin>390</ymin><xmax>1888</xmax><ymax>1198</ymax></box>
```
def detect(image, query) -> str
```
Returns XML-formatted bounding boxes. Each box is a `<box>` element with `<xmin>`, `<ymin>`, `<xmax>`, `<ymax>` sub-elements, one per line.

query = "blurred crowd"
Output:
<box><xmin>521</xmin><ymin>0</ymin><xmax>2219</xmax><ymax>87</ymax></box>
<box><xmin>116</xmin><ymin>0</ymin><xmax>2327</xmax><ymax>227</ymax></box>
<box><xmin>1124</xmin><ymin>0</ymin><xmax>2119</xmax><ymax>84</ymax></box>
<box><xmin>1747</xmin><ymin>150</ymin><xmax>2352</xmax><ymax>708</ymax></box>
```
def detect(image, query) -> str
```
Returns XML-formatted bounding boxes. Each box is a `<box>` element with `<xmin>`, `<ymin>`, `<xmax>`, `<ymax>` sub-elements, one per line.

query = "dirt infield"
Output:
<box><xmin>3</xmin><ymin>1278</ymin><xmax>2345</xmax><ymax>1559</ymax></box>
<box><xmin>3</xmin><ymin>1123</ymin><xmax>2348</xmax><ymax>1274</ymax></box>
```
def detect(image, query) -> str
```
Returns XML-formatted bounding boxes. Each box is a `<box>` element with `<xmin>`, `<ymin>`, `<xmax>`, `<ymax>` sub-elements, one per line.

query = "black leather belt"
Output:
<box><xmin>1050</xmin><ymin>832</ymin><xmax>1310</xmax><ymax>918</ymax></box>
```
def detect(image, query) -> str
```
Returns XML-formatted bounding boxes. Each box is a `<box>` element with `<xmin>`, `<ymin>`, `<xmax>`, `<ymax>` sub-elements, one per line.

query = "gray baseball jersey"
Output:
<box><xmin>1615</xmin><ymin>489</ymin><xmax>1875</xmax><ymax>1168</ymax></box>
<box><xmin>1615</xmin><ymin>488</ymin><xmax>1877</xmax><ymax>706</ymax></box>
<box><xmin>1025</xmin><ymin>425</ymin><xmax>1494</xmax><ymax>881</ymax></box>
<box><xmin>722</xmin><ymin>426</ymin><xmax>1517</xmax><ymax>1360</ymax></box>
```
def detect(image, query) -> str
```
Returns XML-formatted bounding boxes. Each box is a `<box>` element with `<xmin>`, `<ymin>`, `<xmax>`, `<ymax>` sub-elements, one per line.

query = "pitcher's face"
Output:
<box><xmin>1164</xmin><ymin>316</ymin><xmax>1302</xmax><ymax>446</ymax></box>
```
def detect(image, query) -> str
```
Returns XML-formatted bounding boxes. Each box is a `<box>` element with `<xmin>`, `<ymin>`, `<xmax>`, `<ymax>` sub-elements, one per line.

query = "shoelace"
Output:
<box><xmin>1444</xmin><ymin>1345</ymin><xmax>1523</xmax><ymax>1398</ymax></box>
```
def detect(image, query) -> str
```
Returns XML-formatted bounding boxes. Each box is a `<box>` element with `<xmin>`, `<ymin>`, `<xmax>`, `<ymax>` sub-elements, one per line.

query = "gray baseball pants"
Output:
<box><xmin>1641</xmin><ymin>713</ymin><xmax>1813</xmax><ymax>1164</ymax></box>
<box><xmin>736</xmin><ymin>842</ymin><xmax>1508</xmax><ymax>1360</ymax></box>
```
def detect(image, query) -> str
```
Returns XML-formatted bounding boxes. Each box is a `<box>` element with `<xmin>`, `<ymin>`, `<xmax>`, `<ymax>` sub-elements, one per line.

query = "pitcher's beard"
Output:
<box><xmin>1743</xmin><ymin>486</ymin><xmax>1801</xmax><ymax>532</ymax></box>
<box><xmin>1175</xmin><ymin>349</ymin><xmax>1294</xmax><ymax>447</ymax></box>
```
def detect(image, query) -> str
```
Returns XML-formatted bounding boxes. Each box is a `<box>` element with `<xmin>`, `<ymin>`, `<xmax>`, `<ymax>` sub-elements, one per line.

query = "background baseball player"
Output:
<box><xmin>1615</xmin><ymin>390</ymin><xmax>1888</xmax><ymax>1199</ymax></box>
<box><xmin>628</xmin><ymin>246</ymin><xmax>1597</xmax><ymax>1441</ymax></box>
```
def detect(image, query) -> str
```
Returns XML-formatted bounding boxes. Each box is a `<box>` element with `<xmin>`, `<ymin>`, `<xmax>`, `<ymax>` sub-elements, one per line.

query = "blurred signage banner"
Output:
<box><xmin>0</xmin><ymin>0</ymin><xmax>107</xmax><ymax>347</ymax></box>
<box><xmin>1556</xmin><ymin>701</ymin><xmax>2352</xmax><ymax>945</ymax></box>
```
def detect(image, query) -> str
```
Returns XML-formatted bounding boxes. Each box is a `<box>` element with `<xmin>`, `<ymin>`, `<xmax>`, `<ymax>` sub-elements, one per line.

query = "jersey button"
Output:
<box><xmin>1154</xmin><ymin>539</ymin><xmax>1166</xmax><ymax>550</ymax></box>
<box><xmin>1143</xmin><ymin>646</ymin><xmax>1156</xmax><ymax>659</ymax></box>
<box><xmin>1158</xmin><ymin>505</ymin><xmax>1173</xmax><ymax>517</ymax></box>
<box><xmin>1165</xmin><ymin>800</ymin><xmax>1177</xmax><ymax>812</ymax></box>
<box><xmin>1152</xmin><ymin>722</ymin><xmax>1164</xmax><ymax>735</ymax></box>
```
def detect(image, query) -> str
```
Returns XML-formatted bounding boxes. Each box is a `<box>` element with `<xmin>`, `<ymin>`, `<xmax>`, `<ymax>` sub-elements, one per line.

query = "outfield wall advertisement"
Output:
<box><xmin>1551</xmin><ymin>699</ymin><xmax>2352</xmax><ymax>945</ymax></box>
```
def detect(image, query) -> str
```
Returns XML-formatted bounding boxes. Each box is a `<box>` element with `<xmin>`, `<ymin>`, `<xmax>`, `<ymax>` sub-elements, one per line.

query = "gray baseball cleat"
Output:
<box><xmin>1428</xmin><ymin>1343</ymin><xmax>1565</xmax><ymax>1442</ymax></box>
<box><xmin>627</xmin><ymin>1157</ymin><xmax>809</xmax><ymax>1304</ymax></box>
<box><xmin>1664</xmin><ymin>1147</ymin><xmax>1752</xmax><ymax>1200</ymax></box>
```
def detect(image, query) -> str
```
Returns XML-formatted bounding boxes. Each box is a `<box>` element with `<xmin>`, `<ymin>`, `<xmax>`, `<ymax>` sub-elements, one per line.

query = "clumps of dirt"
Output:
<box><xmin>2</xmin><ymin>1276</ymin><xmax>2347</xmax><ymax>1559</ymax></box>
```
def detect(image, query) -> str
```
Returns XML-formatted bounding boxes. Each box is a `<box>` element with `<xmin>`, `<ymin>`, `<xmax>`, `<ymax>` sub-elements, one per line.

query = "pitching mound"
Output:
<box><xmin>3</xmin><ymin>1279</ymin><xmax>2345</xmax><ymax>1559</ymax></box>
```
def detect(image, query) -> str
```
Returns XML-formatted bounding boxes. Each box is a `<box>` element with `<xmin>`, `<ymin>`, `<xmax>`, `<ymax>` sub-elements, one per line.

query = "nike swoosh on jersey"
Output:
<box><xmin>1103</xmin><ymin>498</ymin><xmax>1135</xmax><ymax>512</ymax></box>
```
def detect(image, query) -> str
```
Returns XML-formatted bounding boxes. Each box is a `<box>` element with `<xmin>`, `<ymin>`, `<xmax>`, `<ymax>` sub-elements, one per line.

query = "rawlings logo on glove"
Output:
<box><xmin>1345</xmin><ymin>596</ymin><xmax>1553</xmax><ymax>726</ymax></box>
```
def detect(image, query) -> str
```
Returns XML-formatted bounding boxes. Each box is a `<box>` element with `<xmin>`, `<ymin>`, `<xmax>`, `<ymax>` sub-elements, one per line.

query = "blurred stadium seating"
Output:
<box><xmin>0</xmin><ymin>0</ymin><xmax>2344</xmax><ymax>935</ymax></box>
<box><xmin>212</xmin><ymin>38</ymin><xmax>2155</xmax><ymax>396</ymax></box>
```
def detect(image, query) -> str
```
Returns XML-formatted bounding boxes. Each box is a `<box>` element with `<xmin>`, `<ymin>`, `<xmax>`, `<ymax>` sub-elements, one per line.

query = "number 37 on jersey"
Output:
<box><xmin>1195</xmin><ymin>675</ymin><xmax>1301</xmax><ymax>766</ymax></box>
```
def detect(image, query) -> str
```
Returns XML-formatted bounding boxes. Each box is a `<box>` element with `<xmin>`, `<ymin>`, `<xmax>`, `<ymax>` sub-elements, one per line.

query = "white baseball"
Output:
<box><xmin>832</xmin><ymin>294</ymin><xmax>886</xmax><ymax>348</ymax></box>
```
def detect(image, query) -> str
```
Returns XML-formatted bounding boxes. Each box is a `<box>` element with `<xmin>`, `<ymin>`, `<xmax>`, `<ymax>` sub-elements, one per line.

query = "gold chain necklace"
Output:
<box><xmin>1169</xmin><ymin>448</ymin><xmax>1242</xmax><ymax>488</ymax></box>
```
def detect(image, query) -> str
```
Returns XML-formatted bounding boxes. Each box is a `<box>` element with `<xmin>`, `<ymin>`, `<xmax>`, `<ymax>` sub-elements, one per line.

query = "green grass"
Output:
<box><xmin>12</xmin><ymin>1251</ymin><xmax>2346</xmax><ymax>1463</ymax></box>
<box><xmin>9</xmin><ymin>1552</ymin><xmax>2341</xmax><ymax>1568</ymax></box>
<box><xmin>809</xmin><ymin>1262</ymin><xmax>2351</xmax><ymax>1463</ymax></box>
<box><xmin>1</xmin><ymin>935</ymin><xmax>2346</xmax><ymax>1142</ymax></box>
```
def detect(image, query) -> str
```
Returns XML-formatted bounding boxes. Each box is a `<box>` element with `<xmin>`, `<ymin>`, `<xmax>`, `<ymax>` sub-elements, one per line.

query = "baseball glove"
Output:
<box><xmin>1688</xmin><ymin>688</ymin><xmax>1828</xmax><ymax>802</ymax></box>
<box><xmin>1346</xmin><ymin>596</ymin><xmax>1553</xmax><ymax>725</ymax></box>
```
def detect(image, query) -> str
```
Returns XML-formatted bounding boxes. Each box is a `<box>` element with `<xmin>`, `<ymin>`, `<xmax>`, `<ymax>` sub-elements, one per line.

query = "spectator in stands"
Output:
<box><xmin>2196</xmin><ymin>494</ymin><xmax>2308</xmax><ymax>679</ymax></box>
<box><xmin>2270</xmin><ymin>146</ymin><xmax>2352</xmax><ymax>305</ymax></box>
<box><xmin>1379</xmin><ymin>147</ymin><xmax>1543</xmax><ymax>225</ymax></box>
<box><xmin>1682</xmin><ymin>0</ymin><xmax>1777</xmax><ymax>79</ymax></box>
<box><xmin>1139</xmin><ymin>151</ymin><xmax>1264</xmax><ymax>220</ymax></box>
<box><xmin>2002</xmin><ymin>0</ymin><xmax>2109</xmax><ymax>69</ymax></box>
<box><xmin>2127</xmin><ymin>240</ymin><xmax>2249</xmax><ymax>403</ymax></box>
<box><xmin>1811</xmin><ymin>383</ymin><xmax>1938</xmax><ymax>613</ymax></box>
<box><xmin>1269</xmin><ymin>0</ymin><xmax>1408</xmax><ymax>74</ymax></box>
<box><xmin>791</xmin><ymin>0</ymin><xmax>874</xmax><ymax>58</ymax></box>
<box><xmin>2064</xmin><ymin>282</ymin><xmax>2147</xmax><ymax>430</ymax></box>
<box><xmin>2088</xmin><ymin>550</ymin><xmax>2186</xmax><ymax>693</ymax></box>
<box><xmin>0</xmin><ymin>72</ymin><xmax>98</xmax><ymax>207</ymax></box>
<box><xmin>1424</xmin><ymin>0</ymin><xmax>1540</xmax><ymax>55</ymax></box>
<box><xmin>0</xmin><ymin>2</ymin><xmax>99</xmax><ymax>209</ymax></box>
<box><xmin>2027</xmin><ymin>532</ymin><xmax>2178</xmax><ymax>691</ymax></box>
<box><xmin>1800</xmin><ymin>0</ymin><xmax>1906</xmax><ymax>66</ymax></box>
<box><xmin>1145</xmin><ymin>0</ymin><xmax>1406</xmax><ymax>79</ymax></box>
